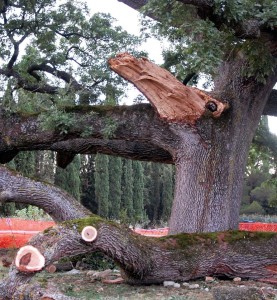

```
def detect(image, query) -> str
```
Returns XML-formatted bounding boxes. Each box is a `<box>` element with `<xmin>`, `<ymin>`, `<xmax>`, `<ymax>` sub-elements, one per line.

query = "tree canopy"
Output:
<box><xmin>0</xmin><ymin>0</ymin><xmax>142</xmax><ymax>106</ymax></box>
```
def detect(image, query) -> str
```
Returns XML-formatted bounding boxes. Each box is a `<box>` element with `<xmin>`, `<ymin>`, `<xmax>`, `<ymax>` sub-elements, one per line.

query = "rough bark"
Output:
<box><xmin>109</xmin><ymin>53</ymin><xmax>228</xmax><ymax>124</ymax></box>
<box><xmin>0</xmin><ymin>104</ymin><xmax>174</xmax><ymax>167</ymax></box>
<box><xmin>0</xmin><ymin>215</ymin><xmax>276</xmax><ymax>299</ymax></box>
<box><xmin>0</xmin><ymin>166</ymin><xmax>89</xmax><ymax>222</ymax></box>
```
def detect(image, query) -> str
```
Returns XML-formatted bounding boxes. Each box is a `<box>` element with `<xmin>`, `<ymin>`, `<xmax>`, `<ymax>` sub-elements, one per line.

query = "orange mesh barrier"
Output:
<box><xmin>0</xmin><ymin>219</ymin><xmax>276</xmax><ymax>248</ymax></box>
<box><xmin>239</xmin><ymin>222</ymin><xmax>277</xmax><ymax>232</ymax></box>
<box><xmin>0</xmin><ymin>218</ymin><xmax>55</xmax><ymax>249</ymax></box>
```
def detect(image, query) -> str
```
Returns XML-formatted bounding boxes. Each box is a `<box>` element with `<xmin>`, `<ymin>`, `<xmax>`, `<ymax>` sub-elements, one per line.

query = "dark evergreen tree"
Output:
<box><xmin>13</xmin><ymin>152</ymin><xmax>36</xmax><ymax>178</ymax></box>
<box><xmin>132</xmin><ymin>160</ymin><xmax>145</xmax><ymax>224</ymax></box>
<box><xmin>160</xmin><ymin>164</ymin><xmax>174</xmax><ymax>222</ymax></box>
<box><xmin>95</xmin><ymin>154</ymin><xmax>109</xmax><ymax>218</ymax></box>
<box><xmin>55</xmin><ymin>155</ymin><xmax>81</xmax><ymax>201</ymax></box>
<box><xmin>80</xmin><ymin>155</ymin><xmax>97</xmax><ymax>214</ymax></box>
<box><xmin>108</xmin><ymin>156</ymin><xmax>123</xmax><ymax>220</ymax></box>
<box><xmin>121</xmin><ymin>158</ymin><xmax>134</xmax><ymax>223</ymax></box>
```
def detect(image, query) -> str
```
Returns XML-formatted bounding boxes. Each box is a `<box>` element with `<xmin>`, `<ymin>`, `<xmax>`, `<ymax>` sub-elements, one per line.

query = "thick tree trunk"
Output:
<box><xmin>170</xmin><ymin>145</ymin><xmax>248</xmax><ymax>233</ymax></box>
<box><xmin>168</xmin><ymin>59</ymin><xmax>277</xmax><ymax>233</ymax></box>
<box><xmin>0</xmin><ymin>216</ymin><xmax>276</xmax><ymax>299</ymax></box>
<box><xmin>108</xmin><ymin>53</ymin><xmax>277</xmax><ymax>234</ymax></box>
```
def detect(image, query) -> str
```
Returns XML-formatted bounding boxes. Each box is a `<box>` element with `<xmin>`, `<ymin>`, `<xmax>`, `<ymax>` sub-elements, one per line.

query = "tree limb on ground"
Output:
<box><xmin>0</xmin><ymin>214</ymin><xmax>276</xmax><ymax>299</ymax></box>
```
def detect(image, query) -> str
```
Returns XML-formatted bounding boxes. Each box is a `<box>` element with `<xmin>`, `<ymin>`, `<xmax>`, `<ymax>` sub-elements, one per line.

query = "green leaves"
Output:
<box><xmin>39</xmin><ymin>108</ymin><xmax>75</xmax><ymax>135</ymax></box>
<box><xmin>141</xmin><ymin>0</ymin><xmax>276</xmax><ymax>83</ymax></box>
<box><xmin>240</xmin><ymin>40</ymin><xmax>275</xmax><ymax>83</ymax></box>
<box><xmin>0</xmin><ymin>0</ymin><xmax>143</xmax><ymax>106</ymax></box>
<box><xmin>141</xmin><ymin>0</ymin><xmax>230</xmax><ymax>76</ymax></box>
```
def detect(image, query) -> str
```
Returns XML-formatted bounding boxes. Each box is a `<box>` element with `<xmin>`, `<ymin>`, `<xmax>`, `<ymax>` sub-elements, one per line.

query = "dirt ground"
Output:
<box><xmin>0</xmin><ymin>249</ymin><xmax>276</xmax><ymax>300</ymax></box>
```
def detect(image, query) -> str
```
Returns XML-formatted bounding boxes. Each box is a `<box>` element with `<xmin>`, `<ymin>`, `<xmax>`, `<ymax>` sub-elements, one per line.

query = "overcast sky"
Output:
<box><xmin>89</xmin><ymin>0</ymin><xmax>277</xmax><ymax>134</ymax></box>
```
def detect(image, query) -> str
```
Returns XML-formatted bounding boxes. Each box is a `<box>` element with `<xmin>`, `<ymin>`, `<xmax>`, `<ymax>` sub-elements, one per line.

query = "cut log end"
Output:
<box><xmin>81</xmin><ymin>225</ymin><xmax>98</xmax><ymax>242</ymax></box>
<box><xmin>15</xmin><ymin>245</ymin><xmax>45</xmax><ymax>272</ymax></box>
<box><xmin>45</xmin><ymin>264</ymin><xmax>57</xmax><ymax>273</ymax></box>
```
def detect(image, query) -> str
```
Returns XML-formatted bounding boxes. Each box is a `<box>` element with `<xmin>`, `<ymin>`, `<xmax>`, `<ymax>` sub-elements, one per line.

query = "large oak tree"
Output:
<box><xmin>0</xmin><ymin>0</ymin><xmax>277</xmax><ymax>298</ymax></box>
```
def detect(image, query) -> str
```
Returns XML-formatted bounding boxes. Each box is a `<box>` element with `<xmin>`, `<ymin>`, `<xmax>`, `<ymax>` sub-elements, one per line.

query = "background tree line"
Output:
<box><xmin>1</xmin><ymin>151</ymin><xmax>175</xmax><ymax>226</ymax></box>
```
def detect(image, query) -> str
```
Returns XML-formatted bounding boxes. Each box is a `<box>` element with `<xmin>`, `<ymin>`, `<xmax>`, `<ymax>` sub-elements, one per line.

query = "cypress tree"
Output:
<box><xmin>55</xmin><ymin>155</ymin><xmax>81</xmax><ymax>201</ymax></box>
<box><xmin>13</xmin><ymin>151</ymin><xmax>36</xmax><ymax>177</ymax></box>
<box><xmin>121</xmin><ymin>158</ymin><xmax>134</xmax><ymax>223</ymax></box>
<box><xmin>108</xmin><ymin>156</ymin><xmax>122</xmax><ymax>220</ymax></box>
<box><xmin>144</xmin><ymin>162</ymin><xmax>169</xmax><ymax>225</ymax></box>
<box><xmin>95</xmin><ymin>154</ymin><xmax>109</xmax><ymax>218</ymax></box>
<box><xmin>80</xmin><ymin>155</ymin><xmax>97</xmax><ymax>214</ymax></box>
<box><xmin>151</xmin><ymin>162</ymin><xmax>162</xmax><ymax>223</ymax></box>
<box><xmin>161</xmin><ymin>164</ymin><xmax>174</xmax><ymax>221</ymax></box>
<box><xmin>133</xmin><ymin>160</ymin><xmax>145</xmax><ymax>224</ymax></box>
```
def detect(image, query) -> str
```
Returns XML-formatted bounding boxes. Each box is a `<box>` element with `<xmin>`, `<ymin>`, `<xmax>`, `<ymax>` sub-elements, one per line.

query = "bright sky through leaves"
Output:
<box><xmin>90</xmin><ymin>1</ymin><xmax>277</xmax><ymax>134</ymax></box>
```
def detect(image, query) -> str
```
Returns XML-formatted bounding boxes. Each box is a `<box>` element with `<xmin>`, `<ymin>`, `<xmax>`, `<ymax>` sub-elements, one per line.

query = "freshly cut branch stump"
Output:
<box><xmin>81</xmin><ymin>225</ymin><xmax>97</xmax><ymax>242</ymax></box>
<box><xmin>109</xmin><ymin>53</ymin><xmax>228</xmax><ymax>124</ymax></box>
<box><xmin>15</xmin><ymin>245</ymin><xmax>45</xmax><ymax>272</ymax></box>
<box><xmin>45</xmin><ymin>264</ymin><xmax>57</xmax><ymax>273</ymax></box>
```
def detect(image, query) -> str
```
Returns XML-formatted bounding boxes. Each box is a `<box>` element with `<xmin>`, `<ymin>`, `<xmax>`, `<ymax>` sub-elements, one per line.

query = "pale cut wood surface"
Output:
<box><xmin>109</xmin><ymin>53</ymin><xmax>228</xmax><ymax>124</ymax></box>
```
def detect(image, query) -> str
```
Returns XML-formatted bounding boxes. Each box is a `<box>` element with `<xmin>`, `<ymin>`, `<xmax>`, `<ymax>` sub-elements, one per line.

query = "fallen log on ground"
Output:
<box><xmin>0</xmin><ymin>216</ymin><xmax>276</xmax><ymax>299</ymax></box>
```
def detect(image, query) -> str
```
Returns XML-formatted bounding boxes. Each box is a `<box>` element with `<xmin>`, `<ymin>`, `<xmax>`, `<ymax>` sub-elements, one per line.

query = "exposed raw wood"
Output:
<box><xmin>109</xmin><ymin>53</ymin><xmax>228</xmax><ymax>124</ymax></box>
<box><xmin>81</xmin><ymin>225</ymin><xmax>98</xmax><ymax>242</ymax></box>
<box><xmin>45</xmin><ymin>264</ymin><xmax>57</xmax><ymax>273</ymax></box>
<box><xmin>15</xmin><ymin>245</ymin><xmax>45</xmax><ymax>272</ymax></box>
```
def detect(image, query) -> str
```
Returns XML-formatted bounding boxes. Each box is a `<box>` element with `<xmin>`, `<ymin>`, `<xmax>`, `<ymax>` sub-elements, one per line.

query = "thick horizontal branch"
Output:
<box><xmin>52</xmin><ymin>139</ymin><xmax>173</xmax><ymax>167</ymax></box>
<box><xmin>27</xmin><ymin>62</ymin><xmax>83</xmax><ymax>91</ymax></box>
<box><xmin>0</xmin><ymin>67</ymin><xmax>59</xmax><ymax>94</ymax></box>
<box><xmin>0</xmin><ymin>166</ymin><xmax>90</xmax><ymax>222</ymax></box>
<box><xmin>109</xmin><ymin>53</ymin><xmax>228</xmax><ymax>123</ymax></box>
<box><xmin>0</xmin><ymin>104</ymin><xmax>174</xmax><ymax>164</ymax></box>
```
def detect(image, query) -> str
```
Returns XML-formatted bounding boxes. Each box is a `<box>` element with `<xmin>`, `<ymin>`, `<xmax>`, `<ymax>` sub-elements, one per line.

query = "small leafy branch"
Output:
<box><xmin>39</xmin><ymin>108</ymin><xmax>75</xmax><ymax>135</ymax></box>
<box><xmin>102</xmin><ymin>117</ymin><xmax>117</xmax><ymax>138</ymax></box>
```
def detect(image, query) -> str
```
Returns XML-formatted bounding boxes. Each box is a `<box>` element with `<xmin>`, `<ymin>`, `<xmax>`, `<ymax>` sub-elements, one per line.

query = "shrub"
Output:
<box><xmin>240</xmin><ymin>201</ymin><xmax>265</xmax><ymax>215</ymax></box>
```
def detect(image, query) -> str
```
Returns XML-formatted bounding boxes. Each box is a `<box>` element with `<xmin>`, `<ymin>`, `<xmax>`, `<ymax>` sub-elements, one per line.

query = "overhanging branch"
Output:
<box><xmin>0</xmin><ymin>103</ymin><xmax>174</xmax><ymax>165</ymax></box>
